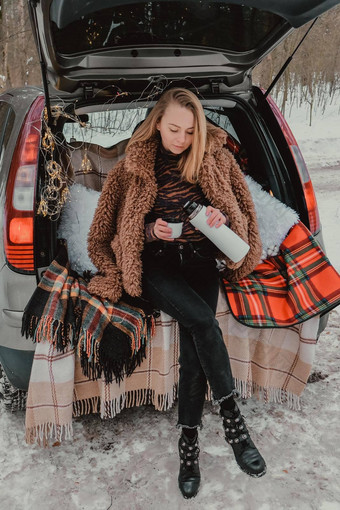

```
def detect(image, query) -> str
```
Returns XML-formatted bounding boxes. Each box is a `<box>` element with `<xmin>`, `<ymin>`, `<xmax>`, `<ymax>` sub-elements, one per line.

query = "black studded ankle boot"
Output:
<box><xmin>178</xmin><ymin>431</ymin><xmax>201</xmax><ymax>499</ymax></box>
<box><xmin>220</xmin><ymin>403</ymin><xmax>266</xmax><ymax>477</ymax></box>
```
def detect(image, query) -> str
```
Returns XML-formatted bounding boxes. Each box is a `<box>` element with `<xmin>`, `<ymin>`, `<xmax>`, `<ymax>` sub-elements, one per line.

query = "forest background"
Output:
<box><xmin>0</xmin><ymin>1</ymin><xmax>339</xmax><ymax>121</ymax></box>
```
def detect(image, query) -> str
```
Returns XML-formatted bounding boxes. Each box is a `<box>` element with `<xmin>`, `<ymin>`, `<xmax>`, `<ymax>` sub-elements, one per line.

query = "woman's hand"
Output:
<box><xmin>153</xmin><ymin>218</ymin><xmax>175</xmax><ymax>241</ymax></box>
<box><xmin>206</xmin><ymin>206</ymin><xmax>229</xmax><ymax>228</ymax></box>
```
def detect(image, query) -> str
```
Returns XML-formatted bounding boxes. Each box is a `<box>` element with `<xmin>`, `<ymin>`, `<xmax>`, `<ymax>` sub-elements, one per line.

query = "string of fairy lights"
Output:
<box><xmin>38</xmin><ymin>105</ymin><xmax>89</xmax><ymax>219</ymax></box>
<box><xmin>37</xmin><ymin>77</ymin><xmax>217</xmax><ymax>220</ymax></box>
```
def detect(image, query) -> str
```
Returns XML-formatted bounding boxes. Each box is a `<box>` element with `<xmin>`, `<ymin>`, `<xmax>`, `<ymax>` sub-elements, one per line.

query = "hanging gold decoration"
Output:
<box><xmin>37</xmin><ymin>86</ymin><xmax>133</xmax><ymax>219</ymax></box>
<box><xmin>38</xmin><ymin>110</ymin><xmax>70</xmax><ymax>219</ymax></box>
<box><xmin>42</xmin><ymin>129</ymin><xmax>55</xmax><ymax>151</ymax></box>
<box><xmin>80</xmin><ymin>147</ymin><xmax>92</xmax><ymax>173</ymax></box>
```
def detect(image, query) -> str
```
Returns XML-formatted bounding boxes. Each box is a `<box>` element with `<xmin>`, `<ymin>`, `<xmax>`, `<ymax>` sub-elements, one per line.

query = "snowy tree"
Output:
<box><xmin>0</xmin><ymin>0</ymin><xmax>41</xmax><ymax>89</ymax></box>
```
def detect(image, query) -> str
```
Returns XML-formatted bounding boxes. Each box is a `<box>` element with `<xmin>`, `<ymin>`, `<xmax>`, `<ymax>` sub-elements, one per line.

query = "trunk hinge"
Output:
<box><xmin>265</xmin><ymin>18</ymin><xmax>318</xmax><ymax>98</ymax></box>
<box><xmin>28</xmin><ymin>0</ymin><xmax>53</xmax><ymax>126</ymax></box>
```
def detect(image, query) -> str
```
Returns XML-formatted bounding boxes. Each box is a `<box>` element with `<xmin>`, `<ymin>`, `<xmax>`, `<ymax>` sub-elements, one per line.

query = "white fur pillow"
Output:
<box><xmin>57</xmin><ymin>179</ymin><xmax>299</xmax><ymax>274</ymax></box>
<box><xmin>245</xmin><ymin>175</ymin><xmax>299</xmax><ymax>261</ymax></box>
<box><xmin>57</xmin><ymin>183</ymin><xmax>100</xmax><ymax>274</ymax></box>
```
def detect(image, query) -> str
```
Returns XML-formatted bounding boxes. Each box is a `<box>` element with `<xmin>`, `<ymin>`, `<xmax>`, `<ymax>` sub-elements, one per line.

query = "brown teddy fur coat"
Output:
<box><xmin>87</xmin><ymin>129</ymin><xmax>262</xmax><ymax>303</ymax></box>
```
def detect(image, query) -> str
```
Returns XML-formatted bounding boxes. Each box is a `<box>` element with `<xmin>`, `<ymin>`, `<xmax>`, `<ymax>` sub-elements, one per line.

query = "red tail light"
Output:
<box><xmin>265</xmin><ymin>94</ymin><xmax>320</xmax><ymax>234</ymax></box>
<box><xmin>4</xmin><ymin>95</ymin><xmax>45</xmax><ymax>273</ymax></box>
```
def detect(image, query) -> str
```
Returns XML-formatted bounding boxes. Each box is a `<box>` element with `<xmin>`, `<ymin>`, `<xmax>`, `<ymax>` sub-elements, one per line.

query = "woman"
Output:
<box><xmin>88</xmin><ymin>88</ymin><xmax>266</xmax><ymax>498</ymax></box>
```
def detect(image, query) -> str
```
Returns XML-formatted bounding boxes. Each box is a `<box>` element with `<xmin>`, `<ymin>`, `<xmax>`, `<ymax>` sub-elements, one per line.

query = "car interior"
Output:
<box><xmin>52</xmin><ymin>97</ymin><xmax>290</xmax><ymax>208</ymax></box>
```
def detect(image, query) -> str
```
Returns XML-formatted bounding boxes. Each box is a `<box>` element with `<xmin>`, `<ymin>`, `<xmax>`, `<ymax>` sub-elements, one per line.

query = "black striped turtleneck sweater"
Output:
<box><xmin>145</xmin><ymin>143</ymin><xmax>210</xmax><ymax>242</ymax></box>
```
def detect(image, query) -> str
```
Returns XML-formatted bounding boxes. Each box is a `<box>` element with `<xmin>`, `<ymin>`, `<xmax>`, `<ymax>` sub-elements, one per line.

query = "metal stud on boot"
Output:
<box><xmin>178</xmin><ymin>431</ymin><xmax>201</xmax><ymax>498</ymax></box>
<box><xmin>220</xmin><ymin>404</ymin><xmax>266</xmax><ymax>477</ymax></box>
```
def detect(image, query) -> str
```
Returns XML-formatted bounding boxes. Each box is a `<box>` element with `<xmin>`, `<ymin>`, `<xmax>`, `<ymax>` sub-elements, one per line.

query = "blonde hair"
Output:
<box><xmin>127</xmin><ymin>88</ymin><xmax>220</xmax><ymax>183</ymax></box>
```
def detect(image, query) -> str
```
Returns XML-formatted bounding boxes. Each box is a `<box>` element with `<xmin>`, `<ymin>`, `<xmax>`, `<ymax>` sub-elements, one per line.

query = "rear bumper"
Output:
<box><xmin>0</xmin><ymin>262</ymin><xmax>36</xmax><ymax>350</ymax></box>
<box><xmin>317</xmin><ymin>312</ymin><xmax>329</xmax><ymax>337</ymax></box>
<box><xmin>0</xmin><ymin>263</ymin><xmax>36</xmax><ymax>388</ymax></box>
<box><xmin>0</xmin><ymin>346</ymin><xmax>34</xmax><ymax>390</ymax></box>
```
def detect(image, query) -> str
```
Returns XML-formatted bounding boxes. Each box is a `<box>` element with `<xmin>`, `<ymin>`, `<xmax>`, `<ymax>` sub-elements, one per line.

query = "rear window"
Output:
<box><xmin>63</xmin><ymin>108</ymin><xmax>148</xmax><ymax>147</ymax></box>
<box><xmin>62</xmin><ymin>106</ymin><xmax>240</xmax><ymax>148</ymax></box>
<box><xmin>50</xmin><ymin>1</ymin><xmax>283</xmax><ymax>54</ymax></box>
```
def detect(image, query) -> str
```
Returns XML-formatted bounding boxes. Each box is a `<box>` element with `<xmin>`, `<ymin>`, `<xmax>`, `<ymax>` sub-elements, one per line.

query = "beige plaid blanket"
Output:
<box><xmin>25</xmin><ymin>289</ymin><xmax>319</xmax><ymax>445</ymax></box>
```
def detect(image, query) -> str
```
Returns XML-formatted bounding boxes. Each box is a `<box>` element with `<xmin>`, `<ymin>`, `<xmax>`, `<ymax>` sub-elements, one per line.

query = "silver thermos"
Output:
<box><xmin>183</xmin><ymin>201</ymin><xmax>250</xmax><ymax>263</ymax></box>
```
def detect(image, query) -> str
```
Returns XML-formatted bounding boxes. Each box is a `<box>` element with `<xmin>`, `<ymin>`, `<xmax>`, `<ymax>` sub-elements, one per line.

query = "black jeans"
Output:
<box><xmin>142</xmin><ymin>241</ymin><xmax>235</xmax><ymax>428</ymax></box>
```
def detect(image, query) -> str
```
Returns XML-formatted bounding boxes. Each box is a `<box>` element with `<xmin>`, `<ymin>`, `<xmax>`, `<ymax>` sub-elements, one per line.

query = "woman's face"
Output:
<box><xmin>156</xmin><ymin>102</ymin><xmax>194</xmax><ymax>154</ymax></box>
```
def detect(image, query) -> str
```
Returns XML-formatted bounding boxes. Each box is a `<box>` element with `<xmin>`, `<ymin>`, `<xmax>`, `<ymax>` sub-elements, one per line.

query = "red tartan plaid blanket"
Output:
<box><xmin>223</xmin><ymin>221</ymin><xmax>340</xmax><ymax>327</ymax></box>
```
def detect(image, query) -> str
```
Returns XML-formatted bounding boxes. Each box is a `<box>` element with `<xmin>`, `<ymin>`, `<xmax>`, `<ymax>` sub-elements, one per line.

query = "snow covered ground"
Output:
<box><xmin>0</xmin><ymin>100</ymin><xmax>339</xmax><ymax>510</ymax></box>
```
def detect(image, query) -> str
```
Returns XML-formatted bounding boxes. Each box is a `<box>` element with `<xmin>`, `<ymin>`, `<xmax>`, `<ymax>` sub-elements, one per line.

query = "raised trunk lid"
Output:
<box><xmin>29</xmin><ymin>0</ymin><xmax>340</xmax><ymax>95</ymax></box>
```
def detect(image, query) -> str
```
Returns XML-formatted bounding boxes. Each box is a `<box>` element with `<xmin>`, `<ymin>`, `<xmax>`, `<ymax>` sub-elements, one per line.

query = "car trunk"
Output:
<box><xmin>33</xmin><ymin>88</ymin><xmax>306</xmax><ymax>270</ymax></box>
<box><xmin>30</xmin><ymin>0</ymin><xmax>339</xmax><ymax>269</ymax></box>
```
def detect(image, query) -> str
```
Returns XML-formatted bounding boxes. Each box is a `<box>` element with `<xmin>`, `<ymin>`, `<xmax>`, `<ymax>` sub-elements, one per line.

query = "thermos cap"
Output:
<box><xmin>183</xmin><ymin>200</ymin><xmax>198</xmax><ymax>216</ymax></box>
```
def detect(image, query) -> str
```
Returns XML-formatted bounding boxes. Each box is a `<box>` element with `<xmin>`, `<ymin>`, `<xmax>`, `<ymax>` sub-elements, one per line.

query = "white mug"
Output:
<box><xmin>164</xmin><ymin>218</ymin><xmax>183</xmax><ymax>238</ymax></box>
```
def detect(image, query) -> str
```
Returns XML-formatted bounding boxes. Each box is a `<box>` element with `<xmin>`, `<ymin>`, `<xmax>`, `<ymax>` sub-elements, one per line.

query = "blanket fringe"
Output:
<box><xmin>78</xmin><ymin>341</ymin><xmax>148</xmax><ymax>385</ymax></box>
<box><xmin>22</xmin><ymin>310</ymin><xmax>155</xmax><ymax>385</ymax></box>
<box><xmin>28</xmin><ymin>378</ymin><xmax>301</xmax><ymax>446</ymax></box>
<box><xmin>71</xmin><ymin>378</ymin><xmax>300</xmax><ymax>424</ymax></box>
<box><xmin>21</xmin><ymin>313</ymin><xmax>76</xmax><ymax>351</ymax></box>
<box><xmin>102</xmin><ymin>385</ymin><xmax>179</xmax><ymax>419</ymax></box>
<box><xmin>73</xmin><ymin>396</ymin><xmax>100</xmax><ymax>417</ymax></box>
<box><xmin>72</xmin><ymin>384</ymin><xmax>179</xmax><ymax>421</ymax></box>
<box><xmin>25</xmin><ymin>422</ymin><xmax>73</xmax><ymax>447</ymax></box>
<box><xmin>234</xmin><ymin>377</ymin><xmax>301</xmax><ymax>410</ymax></box>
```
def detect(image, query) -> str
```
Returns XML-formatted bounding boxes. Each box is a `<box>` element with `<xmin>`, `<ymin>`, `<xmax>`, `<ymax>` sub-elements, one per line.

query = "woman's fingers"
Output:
<box><xmin>206</xmin><ymin>206</ymin><xmax>227</xmax><ymax>228</ymax></box>
<box><xmin>154</xmin><ymin>218</ymin><xmax>174</xmax><ymax>240</ymax></box>
<box><xmin>215</xmin><ymin>216</ymin><xmax>225</xmax><ymax>228</ymax></box>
